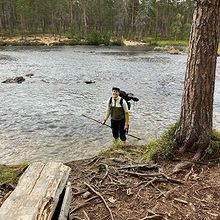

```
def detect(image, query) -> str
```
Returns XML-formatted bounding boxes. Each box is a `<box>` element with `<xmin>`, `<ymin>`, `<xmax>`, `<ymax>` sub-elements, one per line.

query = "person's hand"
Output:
<box><xmin>124</xmin><ymin>125</ymin><xmax>128</xmax><ymax>134</ymax></box>
<box><xmin>102</xmin><ymin>120</ymin><xmax>106</xmax><ymax>125</ymax></box>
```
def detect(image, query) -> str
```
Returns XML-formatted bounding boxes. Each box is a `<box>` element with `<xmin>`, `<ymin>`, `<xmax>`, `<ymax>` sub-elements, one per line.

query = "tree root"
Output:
<box><xmin>84</xmin><ymin>182</ymin><xmax>115</xmax><ymax>220</ymax></box>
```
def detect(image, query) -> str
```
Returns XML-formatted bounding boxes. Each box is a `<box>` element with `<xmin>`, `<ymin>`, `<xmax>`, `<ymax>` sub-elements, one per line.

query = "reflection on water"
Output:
<box><xmin>0</xmin><ymin>46</ymin><xmax>220</xmax><ymax>164</ymax></box>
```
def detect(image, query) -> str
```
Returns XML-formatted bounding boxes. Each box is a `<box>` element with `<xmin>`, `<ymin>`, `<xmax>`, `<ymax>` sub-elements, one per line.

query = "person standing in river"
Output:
<box><xmin>102</xmin><ymin>87</ymin><xmax>129</xmax><ymax>144</ymax></box>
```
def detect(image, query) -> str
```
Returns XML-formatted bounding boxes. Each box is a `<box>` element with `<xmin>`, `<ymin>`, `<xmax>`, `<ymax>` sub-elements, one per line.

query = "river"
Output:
<box><xmin>0</xmin><ymin>46</ymin><xmax>220</xmax><ymax>164</ymax></box>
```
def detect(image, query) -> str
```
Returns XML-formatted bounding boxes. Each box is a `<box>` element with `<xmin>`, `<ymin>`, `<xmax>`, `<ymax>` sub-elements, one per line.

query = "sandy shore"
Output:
<box><xmin>0</xmin><ymin>34</ymin><xmax>69</xmax><ymax>45</ymax></box>
<box><xmin>122</xmin><ymin>39</ymin><xmax>146</xmax><ymax>46</ymax></box>
<box><xmin>0</xmin><ymin>34</ymin><xmax>146</xmax><ymax>46</ymax></box>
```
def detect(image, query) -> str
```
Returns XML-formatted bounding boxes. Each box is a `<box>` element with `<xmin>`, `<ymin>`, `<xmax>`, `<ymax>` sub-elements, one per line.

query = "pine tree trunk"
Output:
<box><xmin>175</xmin><ymin>0</ymin><xmax>220</xmax><ymax>160</ymax></box>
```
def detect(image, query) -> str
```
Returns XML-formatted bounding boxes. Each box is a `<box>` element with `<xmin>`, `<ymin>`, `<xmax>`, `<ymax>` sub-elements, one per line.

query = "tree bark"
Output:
<box><xmin>175</xmin><ymin>0</ymin><xmax>220</xmax><ymax>160</ymax></box>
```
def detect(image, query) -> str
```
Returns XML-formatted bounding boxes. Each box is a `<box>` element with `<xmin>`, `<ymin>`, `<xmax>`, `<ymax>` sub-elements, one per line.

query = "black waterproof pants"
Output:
<box><xmin>111</xmin><ymin>119</ymin><xmax>126</xmax><ymax>141</ymax></box>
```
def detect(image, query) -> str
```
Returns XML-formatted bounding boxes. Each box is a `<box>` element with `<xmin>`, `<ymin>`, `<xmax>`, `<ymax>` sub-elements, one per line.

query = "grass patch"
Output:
<box><xmin>99</xmin><ymin>141</ymin><xmax>146</xmax><ymax>163</ymax></box>
<box><xmin>146</xmin><ymin>38</ymin><xmax>188</xmax><ymax>47</ymax></box>
<box><xmin>144</xmin><ymin>123</ymin><xmax>220</xmax><ymax>162</ymax></box>
<box><xmin>217</xmin><ymin>47</ymin><xmax>220</xmax><ymax>56</ymax></box>
<box><xmin>143</xmin><ymin>121</ymin><xmax>179</xmax><ymax>162</ymax></box>
<box><xmin>0</xmin><ymin>163</ymin><xmax>28</xmax><ymax>184</ymax></box>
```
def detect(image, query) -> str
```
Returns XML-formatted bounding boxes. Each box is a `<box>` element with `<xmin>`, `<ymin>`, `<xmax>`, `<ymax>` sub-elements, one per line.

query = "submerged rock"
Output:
<box><xmin>2</xmin><ymin>76</ymin><xmax>25</xmax><ymax>84</ymax></box>
<box><xmin>84</xmin><ymin>80</ymin><xmax>95</xmax><ymax>84</ymax></box>
<box><xmin>25</xmin><ymin>73</ymin><xmax>34</xmax><ymax>77</ymax></box>
<box><xmin>154</xmin><ymin>46</ymin><xmax>180</xmax><ymax>54</ymax></box>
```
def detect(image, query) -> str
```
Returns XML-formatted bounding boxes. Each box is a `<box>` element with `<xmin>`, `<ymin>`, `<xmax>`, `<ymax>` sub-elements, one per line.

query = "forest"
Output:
<box><xmin>0</xmin><ymin>0</ymin><xmax>194</xmax><ymax>41</ymax></box>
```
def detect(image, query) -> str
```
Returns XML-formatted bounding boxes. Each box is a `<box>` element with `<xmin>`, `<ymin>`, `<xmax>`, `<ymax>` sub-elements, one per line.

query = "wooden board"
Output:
<box><xmin>0</xmin><ymin>162</ymin><xmax>71</xmax><ymax>220</ymax></box>
<box><xmin>58</xmin><ymin>182</ymin><xmax>72</xmax><ymax>220</ymax></box>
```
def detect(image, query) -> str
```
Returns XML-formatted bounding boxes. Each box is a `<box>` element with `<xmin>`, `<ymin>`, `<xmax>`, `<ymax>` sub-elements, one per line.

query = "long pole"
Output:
<box><xmin>82</xmin><ymin>114</ymin><xmax>142</xmax><ymax>140</ymax></box>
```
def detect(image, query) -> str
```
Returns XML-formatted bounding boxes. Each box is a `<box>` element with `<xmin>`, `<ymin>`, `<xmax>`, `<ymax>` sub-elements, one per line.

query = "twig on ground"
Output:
<box><xmin>192</xmin><ymin>196</ymin><xmax>208</xmax><ymax>203</ymax></box>
<box><xmin>173</xmin><ymin>198</ymin><xmax>188</xmax><ymax>204</ymax></box>
<box><xmin>184</xmin><ymin>166</ymin><xmax>194</xmax><ymax>181</ymax></box>
<box><xmin>140</xmin><ymin>214</ymin><xmax>163</xmax><ymax>220</ymax></box>
<box><xmin>101</xmin><ymin>214</ymin><xmax>111</xmax><ymax>220</ymax></box>
<box><xmin>69</xmin><ymin>215</ymin><xmax>83</xmax><ymax>220</ymax></box>
<box><xmin>73</xmin><ymin>170</ymin><xmax>96</xmax><ymax>181</ymax></box>
<box><xmin>150</xmin><ymin>183</ymin><xmax>166</xmax><ymax>199</ymax></box>
<box><xmin>72</xmin><ymin>189</ymin><xmax>88</xmax><ymax>197</ymax></box>
<box><xmin>160</xmin><ymin>173</ymin><xmax>184</xmax><ymax>184</ymax></box>
<box><xmin>109</xmin><ymin>158</ymin><xmax>128</xmax><ymax>164</ymax></box>
<box><xmin>100</xmin><ymin>164</ymin><xmax>109</xmax><ymax>184</ymax></box>
<box><xmin>120</xmin><ymin>170</ymin><xmax>184</xmax><ymax>184</ymax></box>
<box><xmin>135</xmin><ymin>177</ymin><xmax>158</xmax><ymax>188</ymax></box>
<box><xmin>84</xmin><ymin>182</ymin><xmax>115</xmax><ymax>220</ymax></box>
<box><xmin>117</xmin><ymin>164</ymin><xmax>159</xmax><ymax>171</ymax></box>
<box><xmin>70</xmin><ymin>196</ymin><xmax>98</xmax><ymax>214</ymax></box>
<box><xmin>83</xmin><ymin>210</ymin><xmax>90</xmax><ymax>220</ymax></box>
<box><xmin>119</xmin><ymin>170</ymin><xmax>159</xmax><ymax>177</ymax></box>
<box><xmin>87</xmin><ymin>156</ymin><xmax>103</xmax><ymax>166</ymax></box>
<box><xmin>135</xmin><ymin>177</ymin><xmax>158</xmax><ymax>199</ymax></box>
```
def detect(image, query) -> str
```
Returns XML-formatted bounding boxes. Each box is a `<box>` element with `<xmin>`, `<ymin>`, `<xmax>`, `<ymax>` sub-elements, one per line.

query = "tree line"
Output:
<box><xmin>0</xmin><ymin>0</ymin><xmax>194</xmax><ymax>40</ymax></box>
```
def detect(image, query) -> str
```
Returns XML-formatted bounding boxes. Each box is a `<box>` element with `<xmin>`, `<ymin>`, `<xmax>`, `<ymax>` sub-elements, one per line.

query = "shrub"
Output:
<box><xmin>143</xmin><ymin>121</ymin><xmax>179</xmax><ymax>161</ymax></box>
<box><xmin>110</xmin><ymin>38</ymin><xmax>124</xmax><ymax>46</ymax></box>
<box><xmin>87</xmin><ymin>31</ymin><xmax>111</xmax><ymax>46</ymax></box>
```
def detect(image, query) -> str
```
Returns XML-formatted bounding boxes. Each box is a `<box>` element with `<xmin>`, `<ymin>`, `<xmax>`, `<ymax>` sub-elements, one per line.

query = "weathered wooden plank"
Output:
<box><xmin>58</xmin><ymin>182</ymin><xmax>72</xmax><ymax>220</ymax></box>
<box><xmin>0</xmin><ymin>162</ymin><xmax>45</xmax><ymax>219</ymax></box>
<box><xmin>0</xmin><ymin>162</ymin><xmax>71</xmax><ymax>220</ymax></box>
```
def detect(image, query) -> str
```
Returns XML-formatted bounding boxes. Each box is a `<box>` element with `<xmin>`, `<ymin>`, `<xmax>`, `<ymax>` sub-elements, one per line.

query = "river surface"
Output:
<box><xmin>0</xmin><ymin>46</ymin><xmax>220</xmax><ymax>164</ymax></box>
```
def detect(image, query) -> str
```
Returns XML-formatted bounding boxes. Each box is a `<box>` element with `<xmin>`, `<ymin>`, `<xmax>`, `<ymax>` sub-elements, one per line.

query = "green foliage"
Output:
<box><xmin>87</xmin><ymin>31</ymin><xmax>111</xmax><ymax>46</ymax></box>
<box><xmin>0</xmin><ymin>0</ymin><xmax>195</xmax><ymax>40</ymax></box>
<box><xmin>102</xmin><ymin>33</ymin><xmax>111</xmax><ymax>46</ymax></box>
<box><xmin>68</xmin><ymin>39</ymin><xmax>85</xmax><ymax>45</ymax></box>
<box><xmin>98</xmin><ymin>163</ymin><xmax>107</xmax><ymax>172</ymax></box>
<box><xmin>110</xmin><ymin>39</ymin><xmax>124</xmax><ymax>46</ymax></box>
<box><xmin>181</xmin><ymin>23</ymin><xmax>191</xmax><ymax>40</ymax></box>
<box><xmin>144</xmin><ymin>121</ymin><xmax>179</xmax><ymax>161</ymax></box>
<box><xmin>205</xmin><ymin>129</ymin><xmax>220</xmax><ymax>157</ymax></box>
<box><xmin>112</xmin><ymin>139</ymin><xmax>123</xmax><ymax>148</ymax></box>
<box><xmin>0</xmin><ymin>41</ymin><xmax>7</xmax><ymax>46</ymax></box>
<box><xmin>0</xmin><ymin>163</ymin><xmax>28</xmax><ymax>184</ymax></box>
<box><xmin>146</xmin><ymin>38</ymin><xmax>158</xmax><ymax>46</ymax></box>
<box><xmin>171</xmin><ymin>14</ymin><xmax>183</xmax><ymax>40</ymax></box>
<box><xmin>67</xmin><ymin>25</ymin><xmax>77</xmax><ymax>39</ymax></box>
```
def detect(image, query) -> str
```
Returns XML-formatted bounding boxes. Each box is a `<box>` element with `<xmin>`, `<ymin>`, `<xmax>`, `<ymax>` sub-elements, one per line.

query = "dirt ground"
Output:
<box><xmin>1</xmin><ymin>145</ymin><xmax>220</xmax><ymax>220</ymax></box>
<box><xmin>66</xmin><ymin>145</ymin><xmax>220</xmax><ymax>220</ymax></box>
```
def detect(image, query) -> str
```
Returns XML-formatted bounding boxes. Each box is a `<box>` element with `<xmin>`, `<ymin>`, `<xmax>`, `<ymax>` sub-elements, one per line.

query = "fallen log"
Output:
<box><xmin>0</xmin><ymin>162</ymin><xmax>71</xmax><ymax>220</ymax></box>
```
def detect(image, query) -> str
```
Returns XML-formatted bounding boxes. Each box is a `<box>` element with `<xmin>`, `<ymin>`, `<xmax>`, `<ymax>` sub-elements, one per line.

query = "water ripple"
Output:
<box><xmin>0</xmin><ymin>46</ymin><xmax>219</xmax><ymax>164</ymax></box>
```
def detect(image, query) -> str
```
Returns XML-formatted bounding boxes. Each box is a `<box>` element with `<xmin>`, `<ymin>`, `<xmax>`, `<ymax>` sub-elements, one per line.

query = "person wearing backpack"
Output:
<box><xmin>119</xmin><ymin>90</ymin><xmax>139</xmax><ymax>110</ymax></box>
<box><xmin>102</xmin><ymin>87</ymin><xmax>129</xmax><ymax>144</ymax></box>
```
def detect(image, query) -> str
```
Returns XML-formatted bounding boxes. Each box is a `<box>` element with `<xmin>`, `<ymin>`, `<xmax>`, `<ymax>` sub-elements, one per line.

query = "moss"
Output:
<box><xmin>143</xmin><ymin>121</ymin><xmax>179</xmax><ymax>161</ymax></box>
<box><xmin>205</xmin><ymin>129</ymin><xmax>220</xmax><ymax>158</ymax></box>
<box><xmin>0</xmin><ymin>163</ymin><xmax>28</xmax><ymax>184</ymax></box>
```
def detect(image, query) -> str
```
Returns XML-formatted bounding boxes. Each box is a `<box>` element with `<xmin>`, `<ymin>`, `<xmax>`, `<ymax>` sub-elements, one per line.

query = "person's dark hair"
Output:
<box><xmin>112</xmin><ymin>87</ymin><xmax>120</xmax><ymax>92</ymax></box>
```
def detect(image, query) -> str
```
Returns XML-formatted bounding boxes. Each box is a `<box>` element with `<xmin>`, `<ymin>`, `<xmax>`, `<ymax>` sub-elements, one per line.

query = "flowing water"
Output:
<box><xmin>0</xmin><ymin>46</ymin><xmax>220</xmax><ymax>164</ymax></box>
